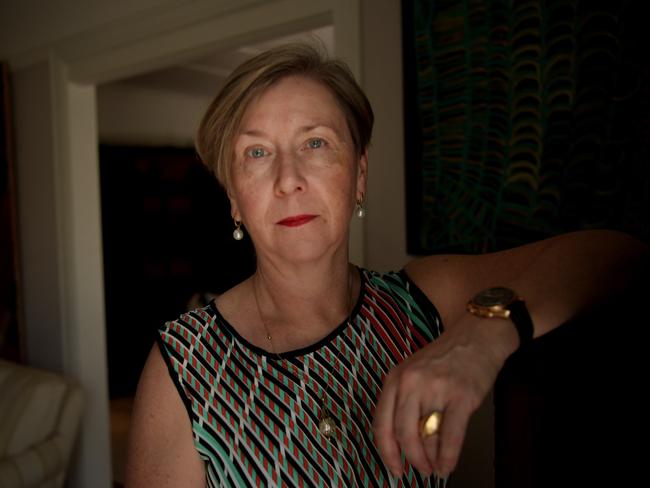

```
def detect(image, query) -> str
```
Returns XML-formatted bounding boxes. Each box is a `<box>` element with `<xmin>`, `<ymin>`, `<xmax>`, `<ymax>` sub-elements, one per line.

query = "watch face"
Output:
<box><xmin>473</xmin><ymin>287</ymin><xmax>516</xmax><ymax>307</ymax></box>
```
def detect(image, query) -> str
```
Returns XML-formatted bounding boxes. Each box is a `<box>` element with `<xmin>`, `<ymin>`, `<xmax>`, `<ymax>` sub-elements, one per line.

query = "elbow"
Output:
<box><xmin>565</xmin><ymin>229</ymin><xmax>649</xmax><ymax>256</ymax></box>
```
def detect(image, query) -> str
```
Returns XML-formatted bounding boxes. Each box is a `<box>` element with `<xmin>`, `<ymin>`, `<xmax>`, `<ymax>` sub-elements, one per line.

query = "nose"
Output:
<box><xmin>273</xmin><ymin>151</ymin><xmax>306</xmax><ymax>196</ymax></box>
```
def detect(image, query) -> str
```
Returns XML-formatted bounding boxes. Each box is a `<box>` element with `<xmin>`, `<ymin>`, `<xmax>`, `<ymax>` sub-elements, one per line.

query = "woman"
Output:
<box><xmin>125</xmin><ymin>44</ymin><xmax>647</xmax><ymax>487</ymax></box>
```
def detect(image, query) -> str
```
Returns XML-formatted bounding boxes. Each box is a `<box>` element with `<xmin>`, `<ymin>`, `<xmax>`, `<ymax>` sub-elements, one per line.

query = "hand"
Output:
<box><xmin>372</xmin><ymin>315</ymin><xmax>517</xmax><ymax>478</ymax></box>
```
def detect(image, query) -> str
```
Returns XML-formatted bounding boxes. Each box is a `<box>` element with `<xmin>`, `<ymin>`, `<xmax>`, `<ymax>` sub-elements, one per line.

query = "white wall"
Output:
<box><xmin>360</xmin><ymin>1</ymin><xmax>494</xmax><ymax>486</ymax></box>
<box><xmin>97</xmin><ymin>82</ymin><xmax>211</xmax><ymax>145</ymax></box>
<box><xmin>11</xmin><ymin>54</ymin><xmax>113</xmax><ymax>486</ymax></box>
<box><xmin>361</xmin><ymin>0</ymin><xmax>411</xmax><ymax>272</ymax></box>
<box><xmin>12</xmin><ymin>61</ymin><xmax>67</xmax><ymax>372</ymax></box>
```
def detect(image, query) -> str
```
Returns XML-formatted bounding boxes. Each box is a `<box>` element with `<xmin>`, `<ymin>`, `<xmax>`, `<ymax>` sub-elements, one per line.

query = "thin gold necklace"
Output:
<box><xmin>252</xmin><ymin>266</ymin><xmax>353</xmax><ymax>439</ymax></box>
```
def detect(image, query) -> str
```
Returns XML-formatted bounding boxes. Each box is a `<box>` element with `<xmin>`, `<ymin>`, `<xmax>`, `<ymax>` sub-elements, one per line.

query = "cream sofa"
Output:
<box><xmin>0</xmin><ymin>360</ymin><xmax>83</xmax><ymax>488</ymax></box>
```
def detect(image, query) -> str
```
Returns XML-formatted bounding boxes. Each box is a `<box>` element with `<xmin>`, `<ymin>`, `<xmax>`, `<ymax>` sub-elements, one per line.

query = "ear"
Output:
<box><xmin>227</xmin><ymin>189</ymin><xmax>242</xmax><ymax>222</ymax></box>
<box><xmin>355</xmin><ymin>148</ymin><xmax>368</xmax><ymax>201</ymax></box>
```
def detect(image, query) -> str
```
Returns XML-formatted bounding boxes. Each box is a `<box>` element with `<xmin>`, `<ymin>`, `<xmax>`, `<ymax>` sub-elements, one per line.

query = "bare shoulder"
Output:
<box><xmin>404</xmin><ymin>254</ymin><xmax>481</xmax><ymax>327</ymax></box>
<box><xmin>125</xmin><ymin>344</ymin><xmax>205</xmax><ymax>487</ymax></box>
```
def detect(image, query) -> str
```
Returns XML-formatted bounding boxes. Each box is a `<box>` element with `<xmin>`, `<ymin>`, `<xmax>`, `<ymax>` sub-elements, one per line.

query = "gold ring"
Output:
<box><xmin>420</xmin><ymin>410</ymin><xmax>443</xmax><ymax>437</ymax></box>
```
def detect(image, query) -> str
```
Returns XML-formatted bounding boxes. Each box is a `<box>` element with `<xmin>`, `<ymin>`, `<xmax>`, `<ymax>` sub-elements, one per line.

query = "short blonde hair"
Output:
<box><xmin>196</xmin><ymin>43</ymin><xmax>374</xmax><ymax>191</ymax></box>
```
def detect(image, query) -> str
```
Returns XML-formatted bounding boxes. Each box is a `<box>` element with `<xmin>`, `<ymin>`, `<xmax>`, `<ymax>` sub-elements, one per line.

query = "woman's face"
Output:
<box><xmin>229</xmin><ymin>75</ymin><xmax>367</xmax><ymax>264</ymax></box>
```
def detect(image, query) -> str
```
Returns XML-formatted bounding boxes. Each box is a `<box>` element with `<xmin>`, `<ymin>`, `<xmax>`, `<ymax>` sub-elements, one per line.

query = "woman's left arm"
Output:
<box><xmin>372</xmin><ymin>230</ymin><xmax>648</xmax><ymax>479</ymax></box>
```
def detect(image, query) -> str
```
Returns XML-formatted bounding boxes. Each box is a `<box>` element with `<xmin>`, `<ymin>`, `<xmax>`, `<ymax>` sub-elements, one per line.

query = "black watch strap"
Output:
<box><xmin>509</xmin><ymin>299</ymin><xmax>534</xmax><ymax>348</ymax></box>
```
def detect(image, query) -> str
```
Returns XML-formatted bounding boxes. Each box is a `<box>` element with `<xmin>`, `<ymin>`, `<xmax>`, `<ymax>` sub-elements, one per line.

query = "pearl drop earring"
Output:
<box><xmin>355</xmin><ymin>196</ymin><xmax>365</xmax><ymax>218</ymax></box>
<box><xmin>233</xmin><ymin>219</ymin><xmax>244</xmax><ymax>240</ymax></box>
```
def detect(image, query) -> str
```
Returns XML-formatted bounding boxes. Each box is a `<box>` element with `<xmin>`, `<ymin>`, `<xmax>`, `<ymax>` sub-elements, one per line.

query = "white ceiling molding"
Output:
<box><xmin>2</xmin><ymin>0</ymin><xmax>266</xmax><ymax>69</ymax></box>
<box><xmin>114</xmin><ymin>24</ymin><xmax>334</xmax><ymax>98</ymax></box>
<box><xmin>69</xmin><ymin>0</ymin><xmax>334</xmax><ymax>84</ymax></box>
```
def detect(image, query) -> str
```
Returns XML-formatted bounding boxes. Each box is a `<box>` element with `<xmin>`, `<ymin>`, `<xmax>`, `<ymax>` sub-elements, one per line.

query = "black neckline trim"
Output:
<box><xmin>207</xmin><ymin>266</ymin><xmax>367</xmax><ymax>359</ymax></box>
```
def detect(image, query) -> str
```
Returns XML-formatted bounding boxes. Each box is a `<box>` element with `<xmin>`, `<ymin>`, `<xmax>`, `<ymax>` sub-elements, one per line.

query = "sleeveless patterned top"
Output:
<box><xmin>157</xmin><ymin>268</ymin><xmax>445</xmax><ymax>487</ymax></box>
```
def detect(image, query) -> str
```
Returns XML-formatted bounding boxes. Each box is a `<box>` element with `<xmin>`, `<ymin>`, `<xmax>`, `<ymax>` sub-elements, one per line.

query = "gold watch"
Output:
<box><xmin>466</xmin><ymin>287</ymin><xmax>534</xmax><ymax>348</ymax></box>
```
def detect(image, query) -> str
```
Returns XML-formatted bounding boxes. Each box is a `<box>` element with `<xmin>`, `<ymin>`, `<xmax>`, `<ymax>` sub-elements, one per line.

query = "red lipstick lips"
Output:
<box><xmin>276</xmin><ymin>215</ymin><xmax>317</xmax><ymax>227</ymax></box>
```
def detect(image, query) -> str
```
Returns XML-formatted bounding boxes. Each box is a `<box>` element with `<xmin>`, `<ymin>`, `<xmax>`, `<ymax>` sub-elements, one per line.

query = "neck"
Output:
<box><xmin>252</xmin><ymin>253</ymin><xmax>356</xmax><ymax>349</ymax></box>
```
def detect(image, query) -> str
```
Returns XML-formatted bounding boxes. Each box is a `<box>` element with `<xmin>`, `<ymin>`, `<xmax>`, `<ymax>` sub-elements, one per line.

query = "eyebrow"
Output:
<box><xmin>238</xmin><ymin>124</ymin><xmax>344</xmax><ymax>138</ymax></box>
<box><xmin>239</xmin><ymin>129</ymin><xmax>267</xmax><ymax>138</ymax></box>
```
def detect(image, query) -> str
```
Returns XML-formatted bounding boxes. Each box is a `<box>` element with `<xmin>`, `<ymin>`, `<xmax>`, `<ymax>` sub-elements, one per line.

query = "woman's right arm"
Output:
<box><xmin>125</xmin><ymin>344</ymin><xmax>206</xmax><ymax>487</ymax></box>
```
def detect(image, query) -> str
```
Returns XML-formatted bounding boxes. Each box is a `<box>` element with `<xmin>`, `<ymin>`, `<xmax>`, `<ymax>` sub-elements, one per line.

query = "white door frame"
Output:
<box><xmin>15</xmin><ymin>1</ymin><xmax>361</xmax><ymax>485</ymax></box>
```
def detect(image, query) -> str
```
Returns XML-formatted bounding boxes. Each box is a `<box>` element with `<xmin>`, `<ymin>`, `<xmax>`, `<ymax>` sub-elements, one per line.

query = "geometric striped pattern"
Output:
<box><xmin>158</xmin><ymin>268</ymin><xmax>446</xmax><ymax>487</ymax></box>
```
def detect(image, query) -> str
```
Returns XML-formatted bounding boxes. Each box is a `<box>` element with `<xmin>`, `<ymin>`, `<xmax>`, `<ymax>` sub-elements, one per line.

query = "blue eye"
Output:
<box><xmin>249</xmin><ymin>147</ymin><xmax>266</xmax><ymax>158</ymax></box>
<box><xmin>308</xmin><ymin>138</ymin><xmax>323</xmax><ymax>149</ymax></box>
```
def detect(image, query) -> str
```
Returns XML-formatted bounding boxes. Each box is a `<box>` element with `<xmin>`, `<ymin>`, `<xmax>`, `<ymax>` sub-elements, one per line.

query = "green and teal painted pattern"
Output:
<box><xmin>407</xmin><ymin>0</ymin><xmax>648</xmax><ymax>252</ymax></box>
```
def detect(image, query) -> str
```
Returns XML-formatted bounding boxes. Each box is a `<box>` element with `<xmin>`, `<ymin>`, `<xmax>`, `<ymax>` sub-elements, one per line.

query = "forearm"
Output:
<box><xmin>505</xmin><ymin>230</ymin><xmax>648</xmax><ymax>342</ymax></box>
<box><xmin>408</xmin><ymin>230</ymin><xmax>649</xmax><ymax>359</ymax></box>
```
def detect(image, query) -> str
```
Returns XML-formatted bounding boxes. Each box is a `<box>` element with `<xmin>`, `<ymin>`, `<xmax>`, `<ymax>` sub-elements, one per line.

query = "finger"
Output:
<box><xmin>420</xmin><ymin>409</ymin><xmax>444</xmax><ymax>474</ymax></box>
<box><xmin>373</xmin><ymin>375</ymin><xmax>403</xmax><ymax>476</ymax></box>
<box><xmin>435</xmin><ymin>399</ymin><xmax>472</xmax><ymax>477</ymax></box>
<box><xmin>421</xmin><ymin>420</ymin><xmax>440</xmax><ymax>470</ymax></box>
<box><xmin>393</xmin><ymin>394</ymin><xmax>434</xmax><ymax>476</ymax></box>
